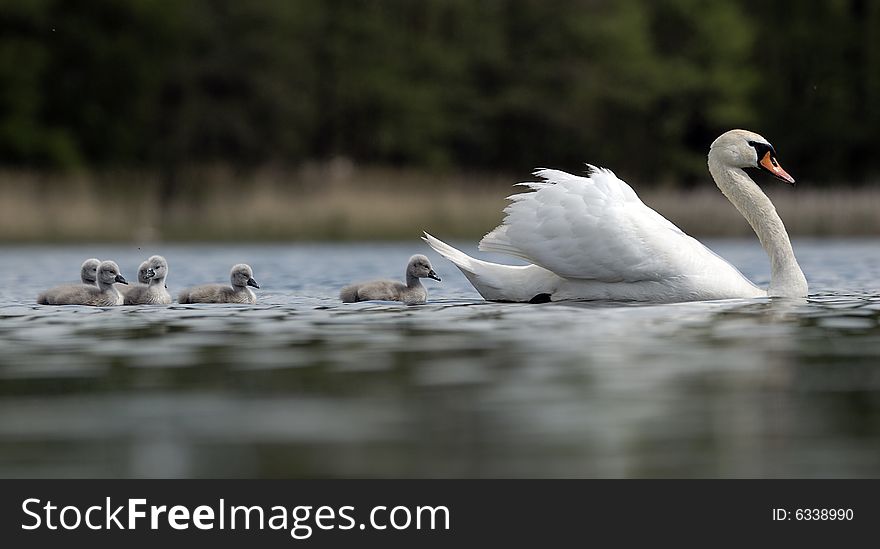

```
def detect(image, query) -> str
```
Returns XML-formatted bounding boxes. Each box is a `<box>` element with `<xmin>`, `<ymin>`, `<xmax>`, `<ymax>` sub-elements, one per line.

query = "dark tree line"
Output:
<box><xmin>1</xmin><ymin>0</ymin><xmax>878</xmax><ymax>184</ymax></box>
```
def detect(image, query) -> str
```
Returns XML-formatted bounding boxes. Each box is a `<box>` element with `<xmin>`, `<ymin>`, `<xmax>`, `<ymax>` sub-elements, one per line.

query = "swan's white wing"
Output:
<box><xmin>479</xmin><ymin>167</ymin><xmax>737</xmax><ymax>283</ymax></box>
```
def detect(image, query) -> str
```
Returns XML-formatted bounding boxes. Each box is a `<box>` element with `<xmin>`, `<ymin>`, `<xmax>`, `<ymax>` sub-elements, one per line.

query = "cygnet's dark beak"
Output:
<box><xmin>247</xmin><ymin>277</ymin><xmax>260</xmax><ymax>289</ymax></box>
<box><xmin>115</xmin><ymin>274</ymin><xmax>128</xmax><ymax>285</ymax></box>
<box><xmin>427</xmin><ymin>269</ymin><xmax>441</xmax><ymax>281</ymax></box>
<box><xmin>145</xmin><ymin>268</ymin><xmax>156</xmax><ymax>279</ymax></box>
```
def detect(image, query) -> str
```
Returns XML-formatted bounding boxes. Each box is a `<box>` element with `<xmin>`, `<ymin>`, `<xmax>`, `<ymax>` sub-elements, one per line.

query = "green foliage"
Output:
<box><xmin>0</xmin><ymin>0</ymin><xmax>875</xmax><ymax>183</ymax></box>
<box><xmin>744</xmin><ymin>0</ymin><xmax>880</xmax><ymax>182</ymax></box>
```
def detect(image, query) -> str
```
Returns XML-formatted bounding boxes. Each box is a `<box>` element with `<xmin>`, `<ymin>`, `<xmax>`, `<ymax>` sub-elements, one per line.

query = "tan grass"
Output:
<box><xmin>0</xmin><ymin>166</ymin><xmax>878</xmax><ymax>242</ymax></box>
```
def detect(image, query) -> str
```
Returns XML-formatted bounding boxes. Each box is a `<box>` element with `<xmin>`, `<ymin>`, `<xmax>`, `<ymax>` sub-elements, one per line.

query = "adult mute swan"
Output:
<box><xmin>424</xmin><ymin>129</ymin><xmax>808</xmax><ymax>303</ymax></box>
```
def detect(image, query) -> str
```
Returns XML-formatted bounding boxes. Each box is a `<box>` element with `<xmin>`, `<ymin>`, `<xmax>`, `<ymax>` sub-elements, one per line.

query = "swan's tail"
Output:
<box><xmin>422</xmin><ymin>232</ymin><xmax>560</xmax><ymax>302</ymax></box>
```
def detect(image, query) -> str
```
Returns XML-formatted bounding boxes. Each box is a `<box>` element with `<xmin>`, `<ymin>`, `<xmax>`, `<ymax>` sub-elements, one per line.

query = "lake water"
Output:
<box><xmin>1</xmin><ymin>239</ymin><xmax>879</xmax><ymax>478</ymax></box>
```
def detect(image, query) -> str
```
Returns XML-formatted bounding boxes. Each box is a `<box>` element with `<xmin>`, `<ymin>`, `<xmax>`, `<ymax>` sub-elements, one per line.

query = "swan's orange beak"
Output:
<box><xmin>759</xmin><ymin>151</ymin><xmax>795</xmax><ymax>185</ymax></box>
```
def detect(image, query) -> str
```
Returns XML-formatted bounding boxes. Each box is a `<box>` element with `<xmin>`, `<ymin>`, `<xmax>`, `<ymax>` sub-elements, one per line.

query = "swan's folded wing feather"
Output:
<box><xmin>479</xmin><ymin>167</ymin><xmax>719</xmax><ymax>282</ymax></box>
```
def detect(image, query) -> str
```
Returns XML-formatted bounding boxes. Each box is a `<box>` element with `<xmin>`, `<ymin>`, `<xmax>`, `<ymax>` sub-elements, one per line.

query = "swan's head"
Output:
<box><xmin>710</xmin><ymin>129</ymin><xmax>794</xmax><ymax>184</ymax></box>
<box><xmin>80</xmin><ymin>258</ymin><xmax>100</xmax><ymax>285</ymax></box>
<box><xmin>408</xmin><ymin>254</ymin><xmax>441</xmax><ymax>281</ymax></box>
<box><xmin>231</xmin><ymin>263</ymin><xmax>260</xmax><ymax>289</ymax></box>
<box><xmin>98</xmin><ymin>260</ymin><xmax>127</xmax><ymax>286</ymax></box>
<box><xmin>137</xmin><ymin>260</ymin><xmax>150</xmax><ymax>284</ymax></box>
<box><xmin>145</xmin><ymin>255</ymin><xmax>169</xmax><ymax>284</ymax></box>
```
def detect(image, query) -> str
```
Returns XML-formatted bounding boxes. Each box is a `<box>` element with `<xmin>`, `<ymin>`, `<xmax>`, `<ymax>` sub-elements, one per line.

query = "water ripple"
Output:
<box><xmin>0</xmin><ymin>240</ymin><xmax>879</xmax><ymax>478</ymax></box>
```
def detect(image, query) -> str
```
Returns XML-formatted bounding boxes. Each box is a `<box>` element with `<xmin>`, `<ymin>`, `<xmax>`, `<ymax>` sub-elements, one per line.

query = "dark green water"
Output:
<box><xmin>1</xmin><ymin>240</ymin><xmax>879</xmax><ymax>477</ymax></box>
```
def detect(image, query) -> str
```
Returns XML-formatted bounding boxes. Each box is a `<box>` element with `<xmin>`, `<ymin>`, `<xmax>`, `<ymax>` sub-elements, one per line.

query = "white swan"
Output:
<box><xmin>424</xmin><ymin>129</ymin><xmax>808</xmax><ymax>303</ymax></box>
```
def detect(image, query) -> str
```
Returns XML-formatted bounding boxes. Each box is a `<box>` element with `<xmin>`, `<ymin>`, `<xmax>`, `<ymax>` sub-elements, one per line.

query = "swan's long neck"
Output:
<box><xmin>406</xmin><ymin>272</ymin><xmax>423</xmax><ymax>289</ymax></box>
<box><xmin>708</xmin><ymin>154</ymin><xmax>807</xmax><ymax>297</ymax></box>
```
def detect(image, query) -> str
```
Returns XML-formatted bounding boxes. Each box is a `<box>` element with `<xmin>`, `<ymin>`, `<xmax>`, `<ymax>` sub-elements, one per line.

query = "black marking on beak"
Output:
<box><xmin>747</xmin><ymin>140</ymin><xmax>777</xmax><ymax>159</ymax></box>
<box><xmin>428</xmin><ymin>270</ymin><xmax>441</xmax><ymax>281</ymax></box>
<box><xmin>748</xmin><ymin>140</ymin><xmax>795</xmax><ymax>185</ymax></box>
<box><xmin>759</xmin><ymin>151</ymin><xmax>795</xmax><ymax>184</ymax></box>
<box><xmin>145</xmin><ymin>268</ymin><xmax>156</xmax><ymax>279</ymax></box>
<box><xmin>247</xmin><ymin>277</ymin><xmax>260</xmax><ymax>289</ymax></box>
<box><xmin>115</xmin><ymin>274</ymin><xmax>128</xmax><ymax>285</ymax></box>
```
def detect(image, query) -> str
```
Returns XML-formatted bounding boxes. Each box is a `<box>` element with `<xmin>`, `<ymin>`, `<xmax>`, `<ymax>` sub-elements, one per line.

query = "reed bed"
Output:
<box><xmin>1</xmin><ymin>166</ymin><xmax>878</xmax><ymax>242</ymax></box>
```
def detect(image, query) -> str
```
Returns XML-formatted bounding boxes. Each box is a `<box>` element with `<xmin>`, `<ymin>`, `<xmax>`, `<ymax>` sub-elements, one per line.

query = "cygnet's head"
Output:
<box><xmin>137</xmin><ymin>260</ymin><xmax>151</xmax><ymax>284</ymax></box>
<box><xmin>145</xmin><ymin>255</ymin><xmax>169</xmax><ymax>284</ymax></box>
<box><xmin>97</xmin><ymin>260</ymin><xmax>127</xmax><ymax>287</ymax></box>
<box><xmin>407</xmin><ymin>254</ymin><xmax>440</xmax><ymax>281</ymax></box>
<box><xmin>80</xmin><ymin>258</ymin><xmax>100</xmax><ymax>285</ymax></box>
<box><xmin>230</xmin><ymin>264</ymin><xmax>259</xmax><ymax>289</ymax></box>
<box><xmin>710</xmin><ymin>129</ymin><xmax>794</xmax><ymax>184</ymax></box>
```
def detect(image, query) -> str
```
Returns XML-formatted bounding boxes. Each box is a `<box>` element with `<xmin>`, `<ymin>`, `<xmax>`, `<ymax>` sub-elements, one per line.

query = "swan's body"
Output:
<box><xmin>178</xmin><ymin>264</ymin><xmax>259</xmax><ymax>304</ymax></box>
<box><xmin>124</xmin><ymin>255</ymin><xmax>172</xmax><ymax>305</ymax></box>
<box><xmin>424</xmin><ymin>130</ymin><xmax>807</xmax><ymax>303</ymax></box>
<box><xmin>340</xmin><ymin>255</ymin><xmax>440</xmax><ymax>304</ymax></box>
<box><xmin>37</xmin><ymin>261</ymin><xmax>128</xmax><ymax>306</ymax></box>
